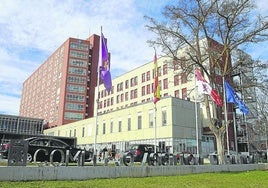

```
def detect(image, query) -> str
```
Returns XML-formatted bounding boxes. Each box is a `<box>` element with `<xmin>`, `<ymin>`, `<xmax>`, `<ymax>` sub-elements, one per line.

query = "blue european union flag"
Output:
<box><xmin>224</xmin><ymin>80</ymin><xmax>249</xmax><ymax>115</ymax></box>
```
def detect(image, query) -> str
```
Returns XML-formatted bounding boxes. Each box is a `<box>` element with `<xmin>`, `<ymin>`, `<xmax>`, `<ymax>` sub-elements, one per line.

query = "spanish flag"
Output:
<box><xmin>153</xmin><ymin>52</ymin><xmax>160</xmax><ymax>104</ymax></box>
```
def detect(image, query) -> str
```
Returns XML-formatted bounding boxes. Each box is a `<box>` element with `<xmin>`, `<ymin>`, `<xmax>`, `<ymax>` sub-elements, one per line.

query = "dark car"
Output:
<box><xmin>25</xmin><ymin>137</ymin><xmax>92</xmax><ymax>163</ymax></box>
<box><xmin>123</xmin><ymin>144</ymin><xmax>156</xmax><ymax>162</ymax></box>
<box><xmin>122</xmin><ymin>144</ymin><xmax>169</xmax><ymax>166</ymax></box>
<box><xmin>0</xmin><ymin>142</ymin><xmax>10</xmax><ymax>159</ymax></box>
<box><xmin>0</xmin><ymin>137</ymin><xmax>92</xmax><ymax>163</ymax></box>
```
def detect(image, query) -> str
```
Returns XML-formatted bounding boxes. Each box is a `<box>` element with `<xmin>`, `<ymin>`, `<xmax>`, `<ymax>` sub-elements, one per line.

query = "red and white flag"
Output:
<box><xmin>195</xmin><ymin>68</ymin><xmax>222</xmax><ymax>107</ymax></box>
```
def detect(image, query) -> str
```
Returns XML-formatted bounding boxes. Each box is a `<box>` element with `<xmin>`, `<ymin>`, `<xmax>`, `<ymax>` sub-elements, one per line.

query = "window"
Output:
<box><xmin>118</xmin><ymin>119</ymin><xmax>122</xmax><ymax>132</ymax></box>
<box><xmin>125</xmin><ymin>92</ymin><xmax>128</xmax><ymax>101</ymax></box>
<box><xmin>163</xmin><ymin>64</ymin><xmax>168</xmax><ymax>75</ymax></box>
<box><xmin>181</xmin><ymin>72</ymin><xmax>187</xmax><ymax>84</ymax></box>
<box><xmin>111</xmin><ymin>97</ymin><xmax>114</xmax><ymax>105</ymax></box>
<box><xmin>134</xmin><ymin>89</ymin><xmax>138</xmax><ymax>98</ymax></box>
<box><xmin>110</xmin><ymin>120</ymin><xmax>113</xmax><ymax>133</ymax></box>
<box><xmin>174</xmin><ymin>75</ymin><xmax>179</xmax><ymax>86</ymax></box>
<box><xmin>117</xmin><ymin>95</ymin><xmax>120</xmax><ymax>103</ymax></box>
<box><xmin>125</xmin><ymin>80</ymin><xmax>129</xmax><ymax>89</ymax></box>
<box><xmin>131</xmin><ymin>89</ymin><xmax>137</xmax><ymax>99</ymax></box>
<box><xmin>103</xmin><ymin>122</ymin><xmax>106</xmax><ymax>134</ymax></box>
<box><xmin>162</xmin><ymin>107</ymin><xmax>167</xmax><ymax>126</ymax></box>
<box><xmin>120</xmin><ymin>94</ymin><xmax>124</xmax><ymax>102</ymax></box>
<box><xmin>149</xmin><ymin>110</ymin><xmax>154</xmax><ymax>128</ymax></box>
<box><xmin>182</xmin><ymin>88</ymin><xmax>187</xmax><ymax>100</ymax></box>
<box><xmin>146</xmin><ymin>71</ymin><xmax>150</xmax><ymax>81</ymax></box>
<box><xmin>175</xmin><ymin>90</ymin><xmax>180</xmax><ymax>98</ymax></box>
<box><xmin>82</xmin><ymin>127</ymin><xmax>85</xmax><ymax>137</ymax></box>
<box><xmin>130</xmin><ymin>76</ymin><xmax>138</xmax><ymax>87</ymax></box>
<box><xmin>117</xmin><ymin>82</ymin><xmax>123</xmax><ymax>92</ymax></box>
<box><xmin>142</xmin><ymin>86</ymin><xmax>145</xmax><ymax>96</ymax></box>
<box><xmin>146</xmin><ymin>84</ymin><xmax>150</xmax><ymax>95</ymax></box>
<box><xmin>137</xmin><ymin>113</ymin><xmax>142</xmax><ymax>129</ymax></box>
<box><xmin>158</xmin><ymin>67</ymin><xmax>161</xmax><ymax>76</ymax></box>
<box><xmin>128</xmin><ymin>116</ymin><xmax>131</xmax><ymax>131</ymax></box>
<box><xmin>142</xmin><ymin>73</ymin><xmax>146</xmax><ymax>82</ymax></box>
<box><xmin>66</xmin><ymin>94</ymin><xmax>85</xmax><ymax>102</ymax></box>
<box><xmin>163</xmin><ymin>78</ymin><xmax>168</xmax><ymax>89</ymax></box>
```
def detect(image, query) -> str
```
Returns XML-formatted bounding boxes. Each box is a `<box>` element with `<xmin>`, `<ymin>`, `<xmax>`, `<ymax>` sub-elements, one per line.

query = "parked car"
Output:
<box><xmin>123</xmin><ymin>144</ymin><xmax>171</xmax><ymax>166</ymax></box>
<box><xmin>0</xmin><ymin>137</ymin><xmax>93</xmax><ymax>163</ymax></box>
<box><xmin>123</xmin><ymin>144</ymin><xmax>156</xmax><ymax>163</ymax></box>
<box><xmin>25</xmin><ymin>137</ymin><xmax>93</xmax><ymax>162</ymax></box>
<box><xmin>0</xmin><ymin>142</ymin><xmax>10</xmax><ymax>159</ymax></box>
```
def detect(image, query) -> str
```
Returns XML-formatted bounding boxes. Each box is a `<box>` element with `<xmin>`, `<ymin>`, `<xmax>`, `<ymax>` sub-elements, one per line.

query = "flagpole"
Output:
<box><xmin>93</xmin><ymin>26</ymin><xmax>102</xmax><ymax>164</ymax></box>
<box><xmin>233</xmin><ymin>111</ymin><xmax>238</xmax><ymax>154</ymax></box>
<box><xmin>194</xmin><ymin>66</ymin><xmax>199</xmax><ymax>160</ymax></box>
<box><xmin>153</xmin><ymin>48</ymin><xmax>158</xmax><ymax>154</ymax></box>
<box><xmin>240</xmin><ymin>72</ymin><xmax>250</xmax><ymax>154</ymax></box>
<box><xmin>154</xmin><ymin>104</ymin><xmax>157</xmax><ymax>154</ymax></box>
<box><xmin>223</xmin><ymin>76</ymin><xmax>230</xmax><ymax>155</ymax></box>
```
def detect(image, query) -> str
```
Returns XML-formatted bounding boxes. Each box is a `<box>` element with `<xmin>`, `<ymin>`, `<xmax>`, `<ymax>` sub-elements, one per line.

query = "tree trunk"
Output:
<box><xmin>215</xmin><ymin>131</ymin><xmax>225</xmax><ymax>164</ymax></box>
<box><xmin>204</xmin><ymin>95</ymin><xmax>226</xmax><ymax>164</ymax></box>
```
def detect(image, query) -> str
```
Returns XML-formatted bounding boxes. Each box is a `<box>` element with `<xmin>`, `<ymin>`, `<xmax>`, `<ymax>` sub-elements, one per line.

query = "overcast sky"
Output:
<box><xmin>0</xmin><ymin>0</ymin><xmax>267</xmax><ymax>116</ymax></box>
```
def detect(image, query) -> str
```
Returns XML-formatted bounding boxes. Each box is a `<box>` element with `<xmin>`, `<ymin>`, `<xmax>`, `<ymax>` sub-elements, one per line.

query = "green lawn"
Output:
<box><xmin>0</xmin><ymin>170</ymin><xmax>267</xmax><ymax>188</ymax></box>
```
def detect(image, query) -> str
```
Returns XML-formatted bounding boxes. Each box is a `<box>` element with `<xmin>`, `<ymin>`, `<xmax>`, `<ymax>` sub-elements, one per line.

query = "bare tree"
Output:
<box><xmin>145</xmin><ymin>0</ymin><xmax>268</xmax><ymax>164</ymax></box>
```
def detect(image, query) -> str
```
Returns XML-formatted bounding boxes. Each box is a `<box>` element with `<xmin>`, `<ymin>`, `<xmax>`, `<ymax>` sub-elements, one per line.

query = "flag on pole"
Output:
<box><xmin>99</xmin><ymin>33</ymin><xmax>112</xmax><ymax>92</ymax></box>
<box><xmin>153</xmin><ymin>52</ymin><xmax>160</xmax><ymax>104</ymax></box>
<box><xmin>195</xmin><ymin>68</ymin><xmax>223</xmax><ymax>106</ymax></box>
<box><xmin>224</xmin><ymin>80</ymin><xmax>249</xmax><ymax>115</ymax></box>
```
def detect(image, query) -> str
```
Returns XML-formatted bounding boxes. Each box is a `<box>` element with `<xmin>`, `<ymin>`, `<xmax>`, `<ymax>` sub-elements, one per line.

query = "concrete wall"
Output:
<box><xmin>1</xmin><ymin>164</ymin><xmax>268</xmax><ymax>181</ymax></box>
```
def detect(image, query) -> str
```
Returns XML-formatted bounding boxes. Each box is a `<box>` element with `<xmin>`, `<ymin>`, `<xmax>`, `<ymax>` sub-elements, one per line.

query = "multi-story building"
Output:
<box><xmin>231</xmin><ymin>49</ymin><xmax>259</xmax><ymax>153</ymax></box>
<box><xmin>19</xmin><ymin>34</ymin><xmax>104</xmax><ymax>128</ymax></box>
<box><xmin>44</xmin><ymin>37</ymin><xmax>235</xmax><ymax>155</ymax></box>
<box><xmin>24</xmin><ymin>34</ymin><xmax>255</xmax><ymax>155</ymax></box>
<box><xmin>44</xmin><ymin>96</ymin><xmax>203</xmax><ymax>155</ymax></box>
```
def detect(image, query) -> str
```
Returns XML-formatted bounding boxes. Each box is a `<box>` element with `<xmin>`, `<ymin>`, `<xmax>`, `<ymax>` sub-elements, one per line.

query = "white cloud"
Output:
<box><xmin>0</xmin><ymin>95</ymin><xmax>21</xmax><ymax>115</ymax></box>
<box><xmin>0</xmin><ymin>0</ymin><xmax>168</xmax><ymax>115</ymax></box>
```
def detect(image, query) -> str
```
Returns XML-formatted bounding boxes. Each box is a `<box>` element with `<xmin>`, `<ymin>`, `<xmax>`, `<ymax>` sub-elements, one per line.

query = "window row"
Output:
<box><xmin>69</xmin><ymin>58</ymin><xmax>87</xmax><ymax>67</ymax></box>
<box><xmin>67</xmin><ymin>84</ymin><xmax>86</xmax><ymax>93</ymax></box>
<box><xmin>64</xmin><ymin>112</ymin><xmax>83</xmax><ymax>120</ymax></box>
<box><xmin>67</xmin><ymin>76</ymin><xmax>87</xmax><ymax>84</ymax></box>
<box><xmin>68</xmin><ymin>67</ymin><xmax>87</xmax><ymax>76</ymax></box>
<box><xmin>70</xmin><ymin>42</ymin><xmax>89</xmax><ymax>51</ymax></box>
<box><xmin>174</xmin><ymin>88</ymin><xmax>188</xmax><ymax>100</ymax></box>
<box><xmin>99</xmin><ymin>108</ymin><xmax>167</xmax><ymax>135</ymax></box>
<box><xmin>174</xmin><ymin>73</ymin><xmax>187</xmax><ymax>86</ymax></box>
<box><xmin>65</xmin><ymin>103</ymin><xmax>84</xmax><ymax>111</ymax></box>
<box><xmin>70</xmin><ymin>50</ymin><xmax>88</xmax><ymax>59</ymax></box>
<box><xmin>66</xmin><ymin>94</ymin><xmax>85</xmax><ymax>102</ymax></box>
<box><xmin>113</xmin><ymin>73</ymin><xmax>188</xmax><ymax>99</ymax></box>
